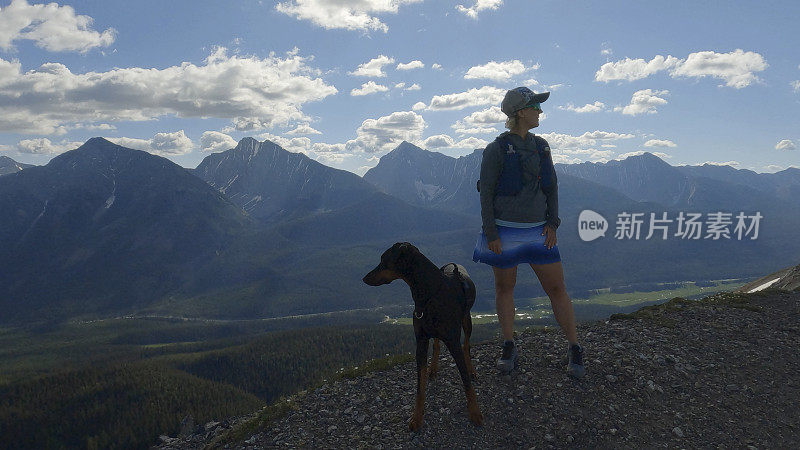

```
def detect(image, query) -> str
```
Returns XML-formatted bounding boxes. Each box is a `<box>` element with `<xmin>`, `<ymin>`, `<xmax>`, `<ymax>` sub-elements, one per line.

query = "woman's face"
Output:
<box><xmin>518</xmin><ymin>106</ymin><xmax>543</xmax><ymax>129</ymax></box>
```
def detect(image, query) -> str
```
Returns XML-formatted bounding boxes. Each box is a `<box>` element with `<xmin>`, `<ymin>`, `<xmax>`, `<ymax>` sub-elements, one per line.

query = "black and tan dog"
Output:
<box><xmin>363</xmin><ymin>242</ymin><xmax>483</xmax><ymax>431</ymax></box>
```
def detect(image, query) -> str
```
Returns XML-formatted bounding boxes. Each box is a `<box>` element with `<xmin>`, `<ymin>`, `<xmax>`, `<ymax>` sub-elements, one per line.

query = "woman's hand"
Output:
<box><xmin>542</xmin><ymin>225</ymin><xmax>557</xmax><ymax>249</ymax></box>
<box><xmin>488</xmin><ymin>239</ymin><xmax>502</xmax><ymax>254</ymax></box>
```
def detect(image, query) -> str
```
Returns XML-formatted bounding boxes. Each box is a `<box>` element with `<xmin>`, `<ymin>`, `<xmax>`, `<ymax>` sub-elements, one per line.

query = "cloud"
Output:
<box><xmin>286</xmin><ymin>124</ymin><xmax>322</xmax><ymax>135</ymax></box>
<box><xmin>412</xmin><ymin>101</ymin><xmax>426</xmax><ymax>111</ymax></box>
<box><xmin>275</xmin><ymin>0</ymin><xmax>422</xmax><ymax>33</ymax></box>
<box><xmin>595</xmin><ymin>55</ymin><xmax>680</xmax><ymax>82</ymax></box>
<box><xmin>349</xmin><ymin>55</ymin><xmax>394</xmax><ymax>77</ymax></box>
<box><xmin>600</xmin><ymin>43</ymin><xmax>613</xmax><ymax>56</ymax></box>
<box><xmin>348</xmin><ymin>110</ymin><xmax>426</xmax><ymax>153</ymax></box>
<box><xmin>453</xmin><ymin>136</ymin><xmax>488</xmax><ymax>149</ymax></box>
<box><xmin>200</xmin><ymin>131</ymin><xmax>237</xmax><ymax>153</ymax></box>
<box><xmin>0</xmin><ymin>47</ymin><xmax>337</xmax><ymax>135</ymax></box>
<box><xmin>431</xmin><ymin>63</ymin><xmax>442</xmax><ymax>70</ymax></box>
<box><xmin>405</xmin><ymin>83</ymin><xmax>421</xmax><ymax>91</ymax></box>
<box><xmin>559</xmin><ymin>101</ymin><xmax>606</xmax><ymax>113</ymax></box>
<box><xmin>456</xmin><ymin>0</ymin><xmax>503</xmax><ymax>19</ymax></box>
<box><xmin>596</xmin><ymin>50</ymin><xmax>767</xmax><ymax>88</ymax></box>
<box><xmin>539</xmin><ymin>131</ymin><xmax>635</xmax><ymax>155</ymax></box>
<box><xmin>423</xmin><ymin>134</ymin><xmax>455</xmax><ymax>148</ymax></box>
<box><xmin>671</xmin><ymin>49</ymin><xmax>768</xmax><ymax>88</ymax></box>
<box><xmin>15</xmin><ymin>137</ymin><xmax>83</xmax><ymax>154</ymax></box>
<box><xmin>791</xmin><ymin>80</ymin><xmax>800</xmax><ymax>92</ymax></box>
<box><xmin>643</xmin><ymin>139</ymin><xmax>677</xmax><ymax>148</ymax></box>
<box><xmin>464</xmin><ymin>60</ymin><xmax>531</xmax><ymax>81</ymax></box>
<box><xmin>615</xmin><ymin>89</ymin><xmax>669</xmax><ymax>116</ymax></box>
<box><xmin>351</xmin><ymin>80</ymin><xmax>389</xmax><ymax>96</ymax></box>
<box><xmin>109</xmin><ymin>130</ymin><xmax>194</xmax><ymax>156</ymax></box>
<box><xmin>257</xmin><ymin>132</ymin><xmax>312</xmax><ymax>155</ymax></box>
<box><xmin>616</xmin><ymin>150</ymin><xmax>671</xmax><ymax>160</ymax></box>
<box><xmin>397</xmin><ymin>60</ymin><xmax>424</xmax><ymax>70</ymax></box>
<box><xmin>451</xmin><ymin>106</ymin><xmax>504</xmax><ymax>135</ymax></box>
<box><xmin>0</xmin><ymin>0</ymin><xmax>116</xmax><ymax>53</ymax></box>
<box><xmin>775</xmin><ymin>139</ymin><xmax>796</xmax><ymax>150</ymax></box>
<box><xmin>427</xmin><ymin>86</ymin><xmax>505</xmax><ymax>110</ymax></box>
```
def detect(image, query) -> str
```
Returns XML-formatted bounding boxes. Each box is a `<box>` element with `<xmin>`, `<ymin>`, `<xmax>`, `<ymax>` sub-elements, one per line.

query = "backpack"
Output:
<box><xmin>476</xmin><ymin>135</ymin><xmax>553</xmax><ymax>196</ymax></box>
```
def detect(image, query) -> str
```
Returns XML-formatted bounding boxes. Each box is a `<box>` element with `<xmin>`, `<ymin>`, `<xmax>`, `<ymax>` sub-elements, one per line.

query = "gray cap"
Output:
<box><xmin>501</xmin><ymin>87</ymin><xmax>550</xmax><ymax>116</ymax></box>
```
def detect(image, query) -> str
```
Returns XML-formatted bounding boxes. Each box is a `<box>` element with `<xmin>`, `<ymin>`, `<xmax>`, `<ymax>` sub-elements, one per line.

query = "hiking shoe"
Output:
<box><xmin>497</xmin><ymin>340</ymin><xmax>518</xmax><ymax>373</ymax></box>
<box><xmin>567</xmin><ymin>343</ymin><xmax>586</xmax><ymax>379</ymax></box>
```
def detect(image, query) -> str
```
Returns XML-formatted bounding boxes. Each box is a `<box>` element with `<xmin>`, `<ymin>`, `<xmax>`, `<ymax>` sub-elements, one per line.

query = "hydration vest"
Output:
<box><xmin>476</xmin><ymin>135</ymin><xmax>554</xmax><ymax>196</ymax></box>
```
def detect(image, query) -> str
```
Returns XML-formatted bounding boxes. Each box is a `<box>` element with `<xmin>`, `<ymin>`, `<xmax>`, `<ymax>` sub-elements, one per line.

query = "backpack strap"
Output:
<box><xmin>533</xmin><ymin>135</ymin><xmax>554</xmax><ymax>191</ymax></box>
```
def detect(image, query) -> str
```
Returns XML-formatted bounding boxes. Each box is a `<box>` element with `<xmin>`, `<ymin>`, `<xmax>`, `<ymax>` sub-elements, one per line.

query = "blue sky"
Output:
<box><xmin>1</xmin><ymin>0</ymin><xmax>798</xmax><ymax>175</ymax></box>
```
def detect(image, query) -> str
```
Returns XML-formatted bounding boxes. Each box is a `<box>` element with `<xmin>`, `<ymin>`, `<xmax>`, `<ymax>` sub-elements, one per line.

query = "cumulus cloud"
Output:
<box><xmin>351</xmin><ymin>80</ymin><xmax>389</xmax><ymax>96</ymax></box>
<box><xmin>456</xmin><ymin>0</ymin><xmax>503</xmax><ymax>19</ymax></box>
<box><xmin>616</xmin><ymin>150</ymin><xmax>671</xmax><ymax>160</ymax></box>
<box><xmin>0</xmin><ymin>0</ymin><xmax>116</xmax><ymax>53</ymax></box>
<box><xmin>275</xmin><ymin>0</ymin><xmax>422</xmax><ymax>33</ymax></box>
<box><xmin>596</xmin><ymin>50</ymin><xmax>767</xmax><ymax>88</ymax></box>
<box><xmin>431</xmin><ymin>63</ymin><xmax>442</xmax><ymax>70</ymax></box>
<box><xmin>412</xmin><ymin>101</ymin><xmax>426</xmax><ymax>111</ymax></box>
<box><xmin>595</xmin><ymin>55</ymin><xmax>680</xmax><ymax>82</ymax></box>
<box><xmin>453</xmin><ymin>136</ymin><xmax>489</xmax><ymax>149</ymax></box>
<box><xmin>423</xmin><ymin>134</ymin><xmax>455</xmax><ymax>149</ymax></box>
<box><xmin>405</xmin><ymin>83</ymin><xmax>421</xmax><ymax>91</ymax></box>
<box><xmin>427</xmin><ymin>86</ymin><xmax>505</xmax><ymax>110</ymax></box>
<box><xmin>615</xmin><ymin>89</ymin><xmax>669</xmax><ymax>116</ymax></box>
<box><xmin>258</xmin><ymin>132</ymin><xmax>312</xmax><ymax>155</ymax></box>
<box><xmin>775</xmin><ymin>139</ymin><xmax>796</xmax><ymax>150</ymax></box>
<box><xmin>16</xmin><ymin>137</ymin><xmax>83</xmax><ymax>154</ymax></box>
<box><xmin>643</xmin><ymin>139</ymin><xmax>677</xmax><ymax>148</ymax></box>
<box><xmin>350</xmin><ymin>55</ymin><xmax>394</xmax><ymax>77</ymax></box>
<box><xmin>286</xmin><ymin>124</ymin><xmax>322</xmax><ymax>135</ymax></box>
<box><xmin>538</xmin><ymin>130</ymin><xmax>635</xmax><ymax>162</ymax></box>
<box><xmin>0</xmin><ymin>47</ymin><xmax>337</xmax><ymax>135</ymax></box>
<box><xmin>464</xmin><ymin>60</ymin><xmax>531</xmax><ymax>81</ymax></box>
<box><xmin>559</xmin><ymin>101</ymin><xmax>606</xmax><ymax>113</ymax></box>
<box><xmin>109</xmin><ymin>130</ymin><xmax>194</xmax><ymax>156</ymax></box>
<box><xmin>200</xmin><ymin>131</ymin><xmax>237</xmax><ymax>153</ymax></box>
<box><xmin>347</xmin><ymin>110</ymin><xmax>426</xmax><ymax>153</ymax></box>
<box><xmin>451</xmin><ymin>106</ymin><xmax>504</xmax><ymax>135</ymax></box>
<box><xmin>397</xmin><ymin>60</ymin><xmax>424</xmax><ymax>70</ymax></box>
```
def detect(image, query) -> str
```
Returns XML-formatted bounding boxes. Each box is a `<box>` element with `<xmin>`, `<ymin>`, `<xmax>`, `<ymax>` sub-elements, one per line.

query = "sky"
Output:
<box><xmin>0</xmin><ymin>0</ymin><xmax>798</xmax><ymax>175</ymax></box>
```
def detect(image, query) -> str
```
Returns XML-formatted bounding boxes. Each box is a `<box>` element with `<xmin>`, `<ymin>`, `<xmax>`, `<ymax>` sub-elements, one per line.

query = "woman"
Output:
<box><xmin>473</xmin><ymin>87</ymin><xmax>585</xmax><ymax>379</ymax></box>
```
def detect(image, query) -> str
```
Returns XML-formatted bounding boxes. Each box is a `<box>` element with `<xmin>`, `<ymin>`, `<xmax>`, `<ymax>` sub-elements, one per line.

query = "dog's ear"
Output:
<box><xmin>395</xmin><ymin>242</ymin><xmax>417</xmax><ymax>271</ymax></box>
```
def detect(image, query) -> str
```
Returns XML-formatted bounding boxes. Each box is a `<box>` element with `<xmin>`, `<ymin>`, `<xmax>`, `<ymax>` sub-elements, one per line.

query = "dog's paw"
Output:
<box><xmin>469</xmin><ymin>409</ymin><xmax>484</xmax><ymax>427</ymax></box>
<box><xmin>408</xmin><ymin>413</ymin><xmax>423</xmax><ymax>432</ymax></box>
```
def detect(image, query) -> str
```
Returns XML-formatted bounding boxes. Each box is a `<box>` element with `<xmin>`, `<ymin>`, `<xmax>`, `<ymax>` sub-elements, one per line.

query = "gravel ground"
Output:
<box><xmin>158</xmin><ymin>289</ymin><xmax>799</xmax><ymax>449</ymax></box>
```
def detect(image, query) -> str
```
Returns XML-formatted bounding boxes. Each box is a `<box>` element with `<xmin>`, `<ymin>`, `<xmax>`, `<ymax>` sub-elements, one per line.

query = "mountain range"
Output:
<box><xmin>0</xmin><ymin>156</ymin><xmax>33</xmax><ymax>176</ymax></box>
<box><xmin>1</xmin><ymin>137</ymin><xmax>798</xmax><ymax>324</ymax></box>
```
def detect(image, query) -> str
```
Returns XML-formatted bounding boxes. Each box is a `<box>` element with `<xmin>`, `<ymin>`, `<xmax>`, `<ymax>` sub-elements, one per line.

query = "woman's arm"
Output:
<box><xmin>540</xmin><ymin>139</ymin><xmax>561</xmax><ymax>231</ymax></box>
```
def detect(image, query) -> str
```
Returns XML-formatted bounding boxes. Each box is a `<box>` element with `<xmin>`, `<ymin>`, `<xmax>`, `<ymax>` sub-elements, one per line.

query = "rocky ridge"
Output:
<box><xmin>157</xmin><ymin>289</ymin><xmax>799</xmax><ymax>449</ymax></box>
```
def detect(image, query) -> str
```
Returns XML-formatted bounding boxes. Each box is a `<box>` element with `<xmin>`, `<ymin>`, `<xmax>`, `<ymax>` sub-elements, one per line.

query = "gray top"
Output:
<box><xmin>479</xmin><ymin>131</ymin><xmax>561</xmax><ymax>242</ymax></box>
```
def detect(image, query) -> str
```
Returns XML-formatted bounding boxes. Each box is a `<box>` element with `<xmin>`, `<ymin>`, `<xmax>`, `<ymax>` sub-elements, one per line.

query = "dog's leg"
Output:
<box><xmin>461</xmin><ymin>314</ymin><xmax>477</xmax><ymax>382</ymax></box>
<box><xmin>428</xmin><ymin>338</ymin><xmax>441</xmax><ymax>379</ymax></box>
<box><xmin>409</xmin><ymin>337</ymin><xmax>429</xmax><ymax>432</ymax></box>
<box><xmin>444</xmin><ymin>339</ymin><xmax>483</xmax><ymax>427</ymax></box>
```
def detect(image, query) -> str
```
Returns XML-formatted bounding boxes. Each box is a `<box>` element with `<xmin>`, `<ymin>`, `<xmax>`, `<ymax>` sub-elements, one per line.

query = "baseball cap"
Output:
<box><xmin>501</xmin><ymin>87</ymin><xmax>550</xmax><ymax>116</ymax></box>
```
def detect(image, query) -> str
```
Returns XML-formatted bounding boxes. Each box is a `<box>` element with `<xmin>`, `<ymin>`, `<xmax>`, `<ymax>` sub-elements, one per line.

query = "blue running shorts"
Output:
<box><xmin>473</xmin><ymin>224</ymin><xmax>561</xmax><ymax>268</ymax></box>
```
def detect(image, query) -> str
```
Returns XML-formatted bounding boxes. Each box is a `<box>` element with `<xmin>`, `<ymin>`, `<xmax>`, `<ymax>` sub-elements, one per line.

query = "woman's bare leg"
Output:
<box><xmin>530</xmin><ymin>261</ymin><xmax>578</xmax><ymax>344</ymax></box>
<box><xmin>493</xmin><ymin>266</ymin><xmax>518</xmax><ymax>341</ymax></box>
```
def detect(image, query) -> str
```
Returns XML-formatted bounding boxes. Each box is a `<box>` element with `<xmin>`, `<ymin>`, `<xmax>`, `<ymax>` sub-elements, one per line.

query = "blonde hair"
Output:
<box><xmin>504</xmin><ymin>114</ymin><xmax>518</xmax><ymax>130</ymax></box>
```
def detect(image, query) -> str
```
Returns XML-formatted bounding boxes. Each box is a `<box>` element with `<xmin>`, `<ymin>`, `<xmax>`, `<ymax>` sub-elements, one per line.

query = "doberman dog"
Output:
<box><xmin>363</xmin><ymin>242</ymin><xmax>483</xmax><ymax>431</ymax></box>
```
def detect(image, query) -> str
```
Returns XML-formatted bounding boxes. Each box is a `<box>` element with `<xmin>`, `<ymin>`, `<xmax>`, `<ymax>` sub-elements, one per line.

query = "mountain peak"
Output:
<box><xmin>234</xmin><ymin>137</ymin><xmax>261</xmax><ymax>153</ymax></box>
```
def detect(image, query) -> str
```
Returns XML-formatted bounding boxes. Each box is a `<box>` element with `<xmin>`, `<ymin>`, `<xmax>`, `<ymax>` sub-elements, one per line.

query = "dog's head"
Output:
<box><xmin>362</xmin><ymin>242</ymin><xmax>419</xmax><ymax>286</ymax></box>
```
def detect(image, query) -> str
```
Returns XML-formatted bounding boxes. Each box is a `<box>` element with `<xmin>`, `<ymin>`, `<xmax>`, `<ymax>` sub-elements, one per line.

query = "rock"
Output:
<box><xmin>327</xmin><ymin>425</ymin><xmax>338</xmax><ymax>433</ymax></box>
<box><xmin>545</xmin><ymin>434</ymin><xmax>555</xmax><ymax>442</ymax></box>
<box><xmin>606</xmin><ymin>374</ymin><xmax>618</xmax><ymax>383</ymax></box>
<box><xmin>204</xmin><ymin>421</ymin><xmax>220</xmax><ymax>432</ymax></box>
<box><xmin>672</xmin><ymin>427</ymin><xmax>684</xmax><ymax>438</ymax></box>
<box><xmin>179</xmin><ymin>414</ymin><xmax>195</xmax><ymax>437</ymax></box>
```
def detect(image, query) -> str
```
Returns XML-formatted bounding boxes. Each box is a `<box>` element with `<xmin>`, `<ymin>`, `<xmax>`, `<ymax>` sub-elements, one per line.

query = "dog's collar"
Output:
<box><xmin>412</xmin><ymin>280</ymin><xmax>445</xmax><ymax>320</ymax></box>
